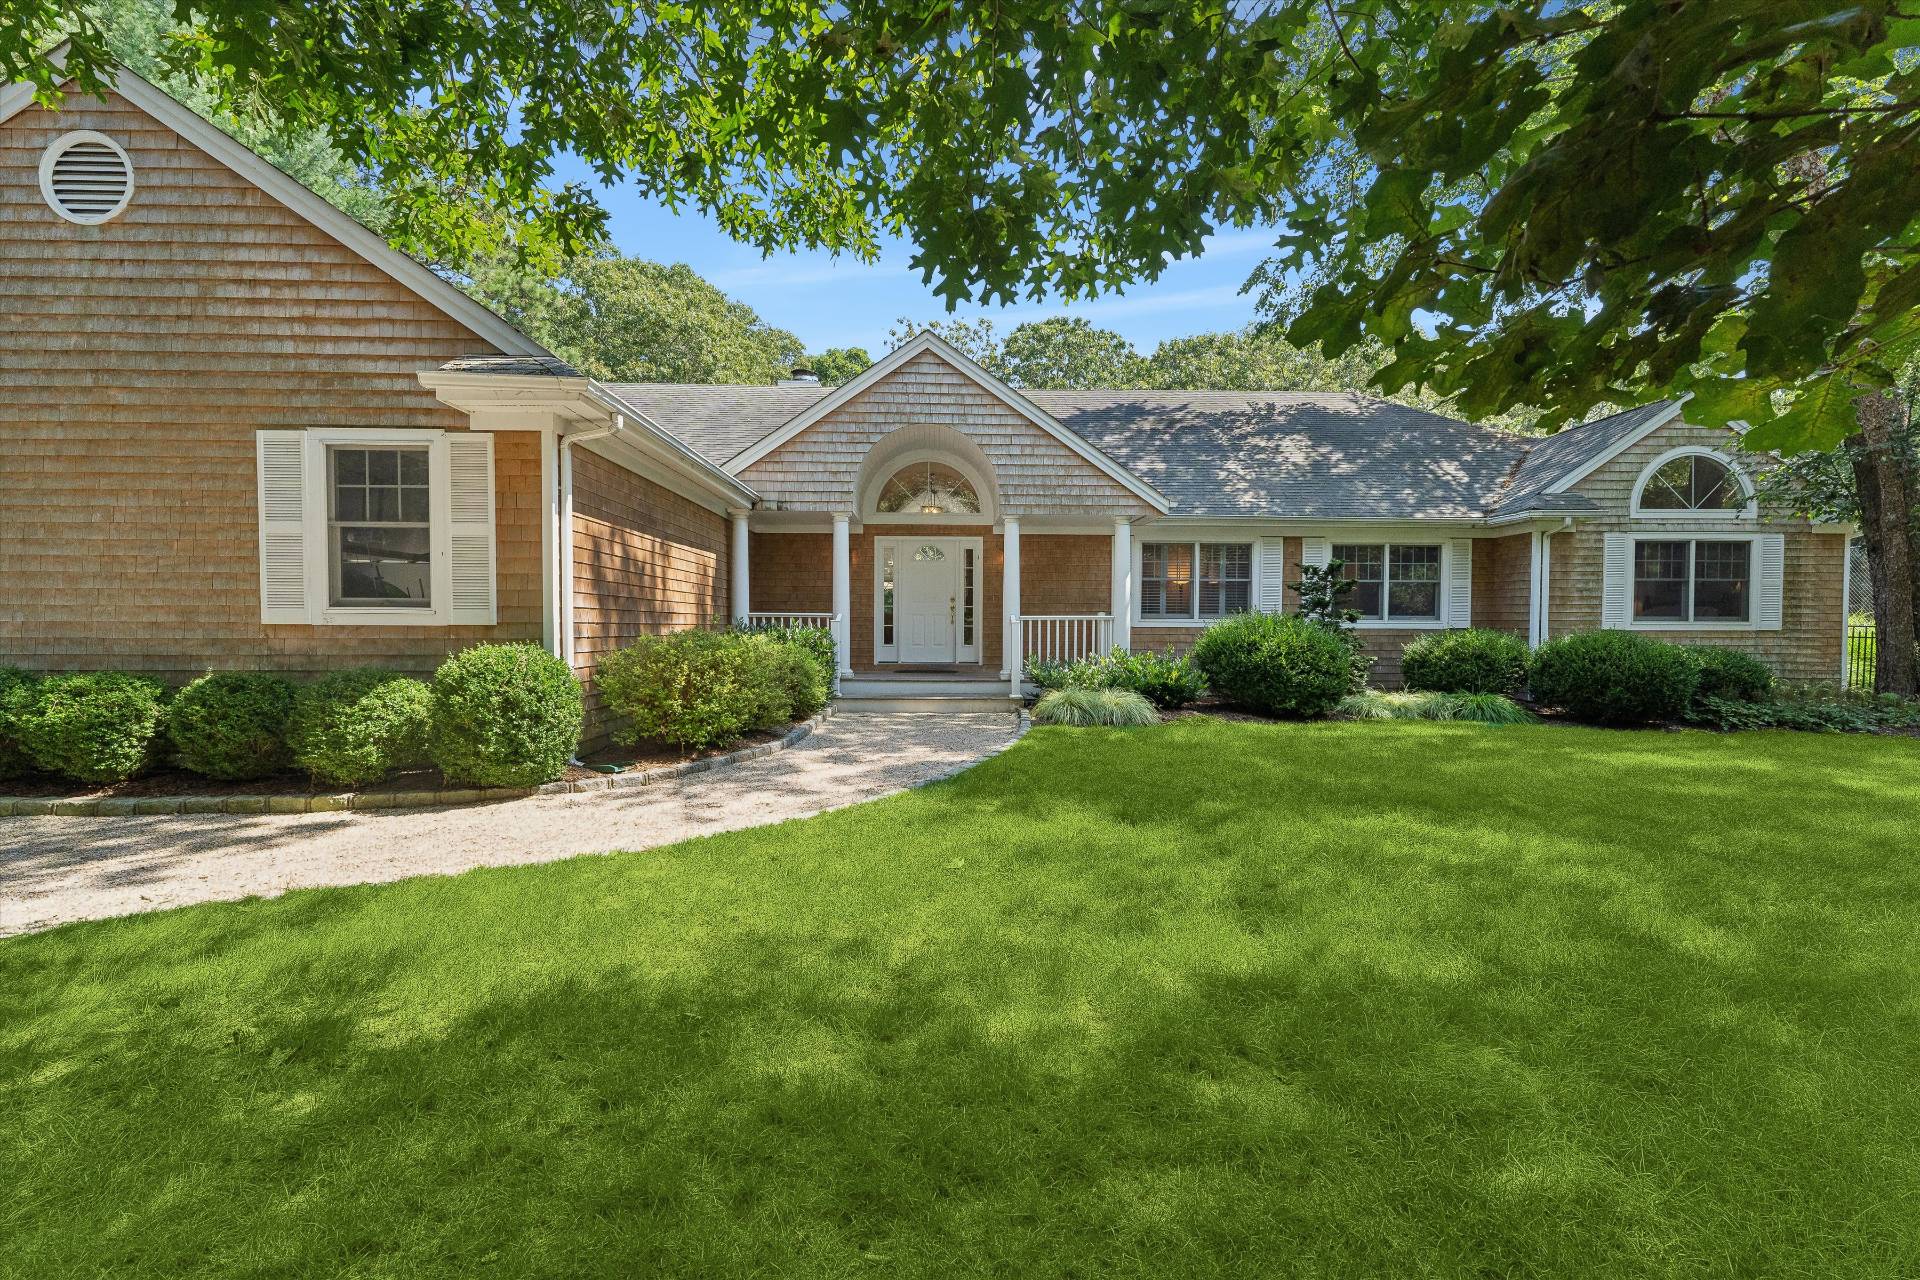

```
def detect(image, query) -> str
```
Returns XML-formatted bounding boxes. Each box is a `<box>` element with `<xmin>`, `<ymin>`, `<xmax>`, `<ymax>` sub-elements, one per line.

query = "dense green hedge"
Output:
<box><xmin>12</xmin><ymin>672</ymin><xmax>168</xmax><ymax>783</ymax></box>
<box><xmin>166</xmin><ymin>672</ymin><xmax>297</xmax><ymax>780</ymax></box>
<box><xmin>598</xmin><ymin>630</ymin><xmax>825</xmax><ymax>752</ymax></box>
<box><xmin>1191</xmin><ymin>614</ymin><xmax>1355</xmax><ymax>718</ymax></box>
<box><xmin>429</xmin><ymin>645</ymin><xmax>584</xmax><ymax>788</ymax></box>
<box><xmin>287</xmin><ymin>669</ymin><xmax>433</xmax><ymax>788</ymax></box>
<box><xmin>0</xmin><ymin>667</ymin><xmax>39</xmax><ymax>780</ymax></box>
<box><xmin>1684</xmin><ymin>646</ymin><xmax>1775</xmax><ymax>703</ymax></box>
<box><xmin>1401</xmin><ymin>629</ymin><xmax>1530</xmax><ymax>697</ymax></box>
<box><xmin>1527</xmin><ymin>632</ymin><xmax>1700</xmax><ymax>725</ymax></box>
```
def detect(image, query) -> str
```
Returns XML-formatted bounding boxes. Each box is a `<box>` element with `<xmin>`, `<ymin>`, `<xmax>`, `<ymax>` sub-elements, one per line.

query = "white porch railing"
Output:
<box><xmin>743</xmin><ymin>612</ymin><xmax>835</xmax><ymax>630</ymax></box>
<box><xmin>1014</xmin><ymin>613</ymin><xmax>1114</xmax><ymax>695</ymax></box>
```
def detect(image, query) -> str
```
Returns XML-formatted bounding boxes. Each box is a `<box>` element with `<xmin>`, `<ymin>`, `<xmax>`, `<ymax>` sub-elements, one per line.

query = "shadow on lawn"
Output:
<box><xmin>6</xmin><ymin>720</ymin><xmax>1920</xmax><ymax>1276</ymax></box>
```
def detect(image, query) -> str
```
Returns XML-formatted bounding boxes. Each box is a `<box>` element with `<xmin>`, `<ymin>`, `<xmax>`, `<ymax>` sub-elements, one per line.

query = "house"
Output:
<box><xmin>0</xmin><ymin>63</ymin><xmax>1855</xmax><ymax>733</ymax></box>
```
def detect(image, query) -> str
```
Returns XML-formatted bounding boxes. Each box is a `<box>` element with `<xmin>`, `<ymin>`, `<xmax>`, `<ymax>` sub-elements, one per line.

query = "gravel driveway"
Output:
<box><xmin>0</xmin><ymin>711</ymin><xmax>1020</xmax><ymax>938</ymax></box>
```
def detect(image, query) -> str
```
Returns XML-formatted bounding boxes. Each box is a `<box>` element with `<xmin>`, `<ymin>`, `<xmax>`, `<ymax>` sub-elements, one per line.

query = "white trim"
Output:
<box><xmin>722</xmin><ymin>331</ymin><xmax>1171</xmax><ymax>513</ymax></box>
<box><xmin>1628</xmin><ymin>444</ymin><xmax>1757</xmax><ymax>519</ymax></box>
<box><xmin>1617</xmin><ymin>530</ymin><xmax>1777</xmax><ymax>631</ymax></box>
<box><xmin>1543</xmin><ymin>396</ymin><xmax>1693</xmax><ymax>495</ymax></box>
<box><xmin>1840</xmin><ymin>535</ymin><xmax>1854</xmax><ymax>688</ymax></box>
<box><xmin>1132</xmin><ymin>537</ymin><xmax>1259</xmax><ymax>629</ymax></box>
<box><xmin>38</xmin><ymin>130</ymin><xmax>133</xmax><ymax>224</ymax></box>
<box><xmin>859</xmin><ymin>446</ymin><xmax>999</xmax><ymax>524</ymax></box>
<box><xmin>10</xmin><ymin>62</ymin><xmax>547</xmax><ymax>355</ymax></box>
<box><xmin>1320</xmin><ymin>537</ymin><xmax>1457</xmax><ymax>629</ymax></box>
<box><xmin>1527</xmin><ymin>531</ymin><xmax>1545</xmax><ymax>648</ymax></box>
<box><xmin>872</xmin><ymin>535</ymin><xmax>985</xmax><ymax>664</ymax></box>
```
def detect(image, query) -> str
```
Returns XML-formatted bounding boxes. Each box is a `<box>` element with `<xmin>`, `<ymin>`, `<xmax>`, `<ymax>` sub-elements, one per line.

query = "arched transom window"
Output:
<box><xmin>876</xmin><ymin>461</ymin><xmax>981</xmax><ymax>515</ymax></box>
<box><xmin>1633</xmin><ymin>450</ymin><xmax>1750</xmax><ymax>515</ymax></box>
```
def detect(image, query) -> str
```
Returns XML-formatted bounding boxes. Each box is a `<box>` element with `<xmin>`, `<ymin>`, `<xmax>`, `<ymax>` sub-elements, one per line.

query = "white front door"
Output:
<box><xmin>895</xmin><ymin>540</ymin><xmax>958</xmax><ymax>663</ymax></box>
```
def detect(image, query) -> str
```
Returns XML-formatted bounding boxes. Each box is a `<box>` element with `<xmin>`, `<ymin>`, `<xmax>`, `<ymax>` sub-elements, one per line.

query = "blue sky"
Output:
<box><xmin>582</xmin><ymin>180</ymin><xmax>1284</xmax><ymax>358</ymax></box>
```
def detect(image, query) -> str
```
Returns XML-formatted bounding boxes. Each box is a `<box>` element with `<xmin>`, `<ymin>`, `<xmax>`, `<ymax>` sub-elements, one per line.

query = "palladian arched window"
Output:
<box><xmin>875</xmin><ymin>461</ymin><xmax>981</xmax><ymax>515</ymax></box>
<box><xmin>1632</xmin><ymin>450</ymin><xmax>1751</xmax><ymax>515</ymax></box>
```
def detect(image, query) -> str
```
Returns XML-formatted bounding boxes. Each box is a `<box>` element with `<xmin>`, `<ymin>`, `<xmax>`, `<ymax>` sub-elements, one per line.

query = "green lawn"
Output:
<box><xmin>7</xmin><ymin>721</ymin><xmax>1920</xmax><ymax>1278</ymax></box>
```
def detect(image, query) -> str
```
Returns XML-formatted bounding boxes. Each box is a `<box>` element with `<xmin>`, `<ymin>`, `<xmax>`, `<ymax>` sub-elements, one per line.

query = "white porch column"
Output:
<box><xmin>729</xmin><ymin>509</ymin><xmax>751</xmax><ymax>624</ymax></box>
<box><xmin>1110</xmin><ymin>516</ymin><xmax>1132</xmax><ymax>653</ymax></box>
<box><xmin>1003</xmin><ymin>517</ymin><xmax>1022</xmax><ymax>694</ymax></box>
<box><xmin>831</xmin><ymin>511</ymin><xmax>853</xmax><ymax>676</ymax></box>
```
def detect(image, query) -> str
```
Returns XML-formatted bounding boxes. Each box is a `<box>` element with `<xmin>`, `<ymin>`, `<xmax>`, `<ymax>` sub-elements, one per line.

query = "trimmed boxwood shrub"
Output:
<box><xmin>1401</xmin><ymin>628</ymin><xmax>1530</xmax><ymax>696</ymax></box>
<box><xmin>756</xmin><ymin>637</ymin><xmax>829</xmax><ymax>725</ymax></box>
<box><xmin>0</xmin><ymin>666</ymin><xmax>39</xmax><ymax>781</ymax></box>
<box><xmin>1528</xmin><ymin>631</ymin><xmax>1700</xmax><ymax>724</ymax></box>
<box><xmin>13</xmin><ymin>671</ymin><xmax>167</xmax><ymax>783</ymax></box>
<box><xmin>165</xmin><ymin>672</ymin><xmax>297</xmax><ymax>780</ymax></box>
<box><xmin>1685</xmin><ymin>645</ymin><xmax>1775</xmax><ymax>703</ymax></box>
<box><xmin>597</xmin><ymin>630</ymin><xmax>784</xmax><ymax>751</ymax></box>
<box><xmin>733</xmin><ymin>622</ymin><xmax>836</xmax><ymax>695</ymax></box>
<box><xmin>288</xmin><ymin>669</ymin><xmax>433</xmax><ymax>788</ymax></box>
<box><xmin>1190</xmin><ymin>613</ymin><xmax>1355</xmax><ymax>718</ymax></box>
<box><xmin>429</xmin><ymin>644</ymin><xmax>583</xmax><ymax>787</ymax></box>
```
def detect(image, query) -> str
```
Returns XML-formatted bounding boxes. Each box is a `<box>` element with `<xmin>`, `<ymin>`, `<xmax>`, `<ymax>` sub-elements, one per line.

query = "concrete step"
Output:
<box><xmin>834</xmin><ymin>695</ymin><xmax>1018</xmax><ymax>714</ymax></box>
<box><xmin>839</xmin><ymin>677</ymin><xmax>1010</xmax><ymax>698</ymax></box>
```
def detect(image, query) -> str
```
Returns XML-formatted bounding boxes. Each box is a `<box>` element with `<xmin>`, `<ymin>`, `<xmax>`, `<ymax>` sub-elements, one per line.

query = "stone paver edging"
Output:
<box><xmin>0</xmin><ymin>711</ymin><xmax>832</xmax><ymax>818</ymax></box>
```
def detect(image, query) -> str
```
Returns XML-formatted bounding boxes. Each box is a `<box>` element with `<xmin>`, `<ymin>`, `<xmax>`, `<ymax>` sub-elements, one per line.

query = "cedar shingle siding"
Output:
<box><xmin>0</xmin><ymin>91</ymin><xmax>540</xmax><ymax>679</ymax></box>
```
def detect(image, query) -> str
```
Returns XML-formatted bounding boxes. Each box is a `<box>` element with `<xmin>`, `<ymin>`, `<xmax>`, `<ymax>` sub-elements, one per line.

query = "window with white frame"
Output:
<box><xmin>1632</xmin><ymin>450</ymin><xmax>1751</xmax><ymax>516</ymax></box>
<box><xmin>1140</xmin><ymin>542</ymin><xmax>1251</xmax><ymax>620</ymax></box>
<box><xmin>1333</xmin><ymin>543</ymin><xmax>1442</xmax><ymax>621</ymax></box>
<box><xmin>1633</xmin><ymin>538</ymin><xmax>1751</xmax><ymax>623</ymax></box>
<box><xmin>328</xmin><ymin>446</ymin><xmax>433</xmax><ymax>607</ymax></box>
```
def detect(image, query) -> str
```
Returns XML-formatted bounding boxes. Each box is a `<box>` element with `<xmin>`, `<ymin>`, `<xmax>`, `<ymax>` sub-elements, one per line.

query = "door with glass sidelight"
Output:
<box><xmin>876</xmin><ymin>537</ymin><xmax>982</xmax><ymax>665</ymax></box>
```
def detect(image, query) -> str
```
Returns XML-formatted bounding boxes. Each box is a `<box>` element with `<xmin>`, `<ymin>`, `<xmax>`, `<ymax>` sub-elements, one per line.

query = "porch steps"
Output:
<box><xmin>836</xmin><ymin>674</ymin><xmax>1019</xmax><ymax>714</ymax></box>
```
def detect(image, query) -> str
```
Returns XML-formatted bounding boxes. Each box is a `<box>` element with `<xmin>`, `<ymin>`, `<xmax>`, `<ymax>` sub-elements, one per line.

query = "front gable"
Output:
<box><xmin>733</xmin><ymin>337</ymin><xmax>1165</xmax><ymax>520</ymax></box>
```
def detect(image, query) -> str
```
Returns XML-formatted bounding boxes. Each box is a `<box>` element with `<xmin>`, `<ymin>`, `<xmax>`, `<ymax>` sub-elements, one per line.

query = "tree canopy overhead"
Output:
<box><xmin>11</xmin><ymin>3</ymin><xmax>1920</xmax><ymax>452</ymax></box>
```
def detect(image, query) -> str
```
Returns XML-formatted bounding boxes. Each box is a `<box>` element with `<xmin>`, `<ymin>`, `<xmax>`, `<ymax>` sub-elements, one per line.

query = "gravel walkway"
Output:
<box><xmin>0</xmin><ymin>711</ymin><xmax>1020</xmax><ymax>938</ymax></box>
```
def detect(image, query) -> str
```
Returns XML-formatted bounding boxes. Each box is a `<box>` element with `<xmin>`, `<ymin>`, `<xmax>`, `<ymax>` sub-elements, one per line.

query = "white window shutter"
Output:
<box><xmin>1754</xmin><ymin>533</ymin><xmax>1785</xmax><ymax>630</ymax></box>
<box><xmin>1302</xmin><ymin>537</ymin><xmax>1331</xmax><ymax>569</ymax></box>
<box><xmin>1601</xmin><ymin>533</ymin><xmax>1633</xmax><ymax>628</ymax></box>
<box><xmin>1447</xmin><ymin>538</ymin><xmax>1473</xmax><ymax>627</ymax></box>
<box><xmin>445</xmin><ymin>433</ymin><xmax>497</xmax><ymax>624</ymax></box>
<box><xmin>256</xmin><ymin>431</ymin><xmax>309</xmax><ymax>624</ymax></box>
<box><xmin>1257</xmin><ymin>536</ymin><xmax>1288</xmax><ymax>612</ymax></box>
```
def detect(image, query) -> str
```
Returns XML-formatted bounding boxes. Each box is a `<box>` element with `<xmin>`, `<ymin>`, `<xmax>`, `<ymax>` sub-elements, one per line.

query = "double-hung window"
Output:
<box><xmin>1633</xmin><ymin>539</ymin><xmax>1751</xmax><ymax>623</ymax></box>
<box><xmin>1333</xmin><ymin>543</ymin><xmax>1443</xmax><ymax>622</ymax></box>
<box><xmin>1140</xmin><ymin>542</ymin><xmax>1251</xmax><ymax>621</ymax></box>
<box><xmin>328</xmin><ymin>446</ymin><xmax>433</xmax><ymax>607</ymax></box>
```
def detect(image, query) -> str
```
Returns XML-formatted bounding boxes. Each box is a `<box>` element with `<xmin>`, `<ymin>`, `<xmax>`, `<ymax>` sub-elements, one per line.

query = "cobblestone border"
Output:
<box><xmin>0</xmin><ymin>710</ymin><xmax>833</xmax><ymax>818</ymax></box>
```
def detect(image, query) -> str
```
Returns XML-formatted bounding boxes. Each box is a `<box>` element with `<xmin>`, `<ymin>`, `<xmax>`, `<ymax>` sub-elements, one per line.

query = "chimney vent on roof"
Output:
<box><xmin>777</xmin><ymin>367</ymin><xmax>821</xmax><ymax>387</ymax></box>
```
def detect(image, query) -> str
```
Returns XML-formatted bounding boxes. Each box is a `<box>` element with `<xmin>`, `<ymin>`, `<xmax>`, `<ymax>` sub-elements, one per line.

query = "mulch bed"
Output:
<box><xmin>1</xmin><ymin>728</ymin><xmax>789</xmax><ymax>802</ymax></box>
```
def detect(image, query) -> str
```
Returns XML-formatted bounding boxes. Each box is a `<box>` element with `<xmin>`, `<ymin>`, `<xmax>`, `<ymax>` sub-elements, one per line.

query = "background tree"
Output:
<box><xmin>805</xmin><ymin>347</ymin><xmax>872</xmax><ymax>384</ymax></box>
<box><xmin>994</xmin><ymin>318</ymin><xmax>1139</xmax><ymax>390</ymax></box>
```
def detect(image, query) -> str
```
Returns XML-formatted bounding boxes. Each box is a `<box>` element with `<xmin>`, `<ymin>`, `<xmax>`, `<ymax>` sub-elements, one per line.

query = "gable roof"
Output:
<box><xmin>605</xmin><ymin>382</ymin><xmax>840</xmax><ymax>465</ymax></box>
<box><xmin>1</xmin><ymin>58</ymin><xmax>546</xmax><ymax>357</ymax></box>
<box><xmin>1496</xmin><ymin>399</ymin><xmax>1688</xmax><ymax>513</ymax></box>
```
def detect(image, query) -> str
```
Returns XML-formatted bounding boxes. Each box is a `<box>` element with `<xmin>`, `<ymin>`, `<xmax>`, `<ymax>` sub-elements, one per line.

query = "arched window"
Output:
<box><xmin>1632</xmin><ymin>449</ymin><xmax>1751</xmax><ymax>516</ymax></box>
<box><xmin>875</xmin><ymin>462</ymin><xmax>981</xmax><ymax>515</ymax></box>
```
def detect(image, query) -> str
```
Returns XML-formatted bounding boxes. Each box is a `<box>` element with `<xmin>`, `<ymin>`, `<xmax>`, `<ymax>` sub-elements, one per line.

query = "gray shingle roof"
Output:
<box><xmin>437</xmin><ymin>354</ymin><xmax>583</xmax><ymax>378</ymax></box>
<box><xmin>437</xmin><ymin>362</ymin><xmax>1670</xmax><ymax>520</ymax></box>
<box><xmin>603</xmin><ymin>383</ymin><xmax>834</xmax><ymax>466</ymax></box>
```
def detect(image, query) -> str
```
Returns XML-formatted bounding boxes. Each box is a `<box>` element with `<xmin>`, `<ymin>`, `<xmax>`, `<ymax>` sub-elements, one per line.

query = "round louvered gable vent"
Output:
<box><xmin>39</xmin><ymin>132</ymin><xmax>134</xmax><ymax>225</ymax></box>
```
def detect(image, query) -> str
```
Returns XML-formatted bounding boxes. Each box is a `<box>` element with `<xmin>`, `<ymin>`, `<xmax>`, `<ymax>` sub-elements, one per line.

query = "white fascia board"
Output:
<box><xmin>3</xmin><ymin>59</ymin><xmax>547</xmax><ymax>357</ymax></box>
<box><xmin>722</xmin><ymin>330</ymin><xmax>1171</xmax><ymax>513</ymax></box>
<box><xmin>1542</xmin><ymin>394</ymin><xmax>1693</xmax><ymax>495</ymax></box>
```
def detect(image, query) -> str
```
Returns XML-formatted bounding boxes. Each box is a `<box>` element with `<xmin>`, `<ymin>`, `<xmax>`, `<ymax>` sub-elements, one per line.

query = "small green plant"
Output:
<box><xmin>1025</xmin><ymin>648</ymin><xmax>1208</xmax><ymax>709</ymax></box>
<box><xmin>0</xmin><ymin>666</ymin><xmax>40</xmax><ymax>780</ymax></box>
<box><xmin>287</xmin><ymin>669</ymin><xmax>434</xmax><ymax>787</ymax></box>
<box><xmin>1401</xmin><ymin>629</ymin><xmax>1530</xmax><ymax>696</ymax></box>
<box><xmin>12</xmin><ymin>671</ymin><xmax>167</xmax><ymax>783</ymax></box>
<box><xmin>1024</xmin><ymin>657</ymin><xmax>1075</xmax><ymax>691</ymax></box>
<box><xmin>1687</xmin><ymin>685</ymin><xmax>1920</xmax><ymax>733</ymax></box>
<box><xmin>1191</xmin><ymin>613</ymin><xmax>1355</xmax><ymax>718</ymax></box>
<box><xmin>1032</xmin><ymin>687</ymin><xmax>1159</xmax><ymax>727</ymax></box>
<box><xmin>1683</xmin><ymin>646</ymin><xmax>1775</xmax><ymax>703</ymax></box>
<box><xmin>598</xmin><ymin>630</ymin><xmax>781</xmax><ymax>751</ymax></box>
<box><xmin>1337</xmin><ymin>690</ymin><xmax>1448</xmax><ymax>720</ymax></box>
<box><xmin>755</xmin><ymin>636</ymin><xmax>829</xmax><ymax>725</ymax></box>
<box><xmin>429</xmin><ymin>644</ymin><xmax>583</xmax><ymax>787</ymax></box>
<box><xmin>1440</xmin><ymin>692</ymin><xmax>1540</xmax><ymax>725</ymax></box>
<box><xmin>1291</xmin><ymin>558</ymin><xmax>1373</xmax><ymax>690</ymax></box>
<box><xmin>165</xmin><ymin>672</ymin><xmax>297</xmax><ymax>780</ymax></box>
<box><xmin>730</xmin><ymin>621</ymin><xmax>836</xmax><ymax>695</ymax></box>
<box><xmin>1528</xmin><ymin>632</ymin><xmax>1699</xmax><ymax>725</ymax></box>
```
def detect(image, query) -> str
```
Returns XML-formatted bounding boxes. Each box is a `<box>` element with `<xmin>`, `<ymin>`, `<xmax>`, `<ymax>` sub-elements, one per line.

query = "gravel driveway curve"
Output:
<box><xmin>0</xmin><ymin>711</ymin><xmax>1019</xmax><ymax>938</ymax></box>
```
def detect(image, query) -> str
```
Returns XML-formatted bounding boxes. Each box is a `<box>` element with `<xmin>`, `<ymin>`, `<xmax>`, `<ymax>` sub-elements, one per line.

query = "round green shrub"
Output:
<box><xmin>1401</xmin><ymin>628</ymin><xmax>1530</xmax><ymax>696</ymax></box>
<box><xmin>1684</xmin><ymin>646</ymin><xmax>1775</xmax><ymax>703</ymax></box>
<box><xmin>1190</xmin><ymin>613</ymin><xmax>1355</xmax><ymax>718</ymax></box>
<box><xmin>287</xmin><ymin>669</ymin><xmax>433</xmax><ymax>788</ymax></box>
<box><xmin>1032</xmin><ymin>687</ymin><xmax>1159</xmax><ymax>727</ymax></box>
<box><xmin>1527</xmin><ymin>631</ymin><xmax>1700</xmax><ymax>724</ymax></box>
<box><xmin>597</xmin><ymin>630</ymin><xmax>773</xmax><ymax>751</ymax></box>
<box><xmin>165</xmin><ymin>672</ymin><xmax>296</xmax><ymax>780</ymax></box>
<box><xmin>758</xmin><ymin>638</ymin><xmax>828</xmax><ymax>725</ymax></box>
<box><xmin>13</xmin><ymin>671</ymin><xmax>167</xmax><ymax>783</ymax></box>
<box><xmin>0</xmin><ymin>666</ymin><xmax>40</xmax><ymax>781</ymax></box>
<box><xmin>429</xmin><ymin>644</ymin><xmax>583</xmax><ymax>787</ymax></box>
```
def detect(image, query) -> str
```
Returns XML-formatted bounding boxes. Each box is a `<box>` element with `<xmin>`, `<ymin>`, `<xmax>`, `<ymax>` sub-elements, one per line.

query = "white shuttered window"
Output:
<box><xmin>255</xmin><ymin>429</ymin><xmax>496</xmax><ymax>626</ymax></box>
